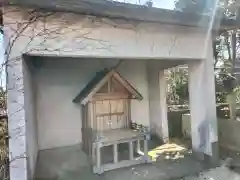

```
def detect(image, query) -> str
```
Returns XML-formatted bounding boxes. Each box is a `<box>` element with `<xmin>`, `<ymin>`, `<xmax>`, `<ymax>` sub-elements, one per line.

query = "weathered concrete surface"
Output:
<box><xmin>180</xmin><ymin>166</ymin><xmax>240</xmax><ymax>180</ymax></box>
<box><xmin>34</xmin><ymin>144</ymin><xmax>210</xmax><ymax>180</ymax></box>
<box><xmin>180</xmin><ymin>157</ymin><xmax>240</xmax><ymax>180</ymax></box>
<box><xmin>218</xmin><ymin>119</ymin><xmax>240</xmax><ymax>151</ymax></box>
<box><xmin>23</xmin><ymin>57</ymin><xmax>39</xmax><ymax>179</ymax></box>
<box><xmin>147</xmin><ymin>64</ymin><xmax>169</xmax><ymax>142</ymax></box>
<box><xmin>4</xmin><ymin>7</ymin><xmax>211</xmax><ymax>60</ymax></box>
<box><xmin>177</xmin><ymin>117</ymin><xmax>240</xmax><ymax>153</ymax></box>
<box><xmin>188</xmin><ymin>59</ymin><xmax>218</xmax><ymax>161</ymax></box>
<box><xmin>168</xmin><ymin>110</ymin><xmax>189</xmax><ymax>139</ymax></box>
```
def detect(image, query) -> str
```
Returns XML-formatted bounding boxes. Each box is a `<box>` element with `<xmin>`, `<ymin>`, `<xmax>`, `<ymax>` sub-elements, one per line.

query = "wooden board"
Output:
<box><xmin>92</xmin><ymin>99</ymin><xmax>129</xmax><ymax>131</ymax></box>
<box><xmin>92</xmin><ymin>130</ymin><xmax>150</xmax><ymax>174</ymax></box>
<box><xmin>96</xmin><ymin>129</ymin><xmax>145</xmax><ymax>145</ymax></box>
<box><xmin>93</xmin><ymin>158</ymin><xmax>146</xmax><ymax>174</ymax></box>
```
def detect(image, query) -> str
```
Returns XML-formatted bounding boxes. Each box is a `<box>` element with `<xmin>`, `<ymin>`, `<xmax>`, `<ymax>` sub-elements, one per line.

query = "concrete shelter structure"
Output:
<box><xmin>3</xmin><ymin>0</ymin><xmax>230</xmax><ymax>179</ymax></box>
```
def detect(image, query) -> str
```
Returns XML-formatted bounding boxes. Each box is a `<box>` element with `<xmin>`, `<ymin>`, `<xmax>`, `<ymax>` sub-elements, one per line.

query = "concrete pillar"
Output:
<box><xmin>159</xmin><ymin>70</ymin><xmax>169</xmax><ymax>143</ymax></box>
<box><xmin>188</xmin><ymin>59</ymin><xmax>218</xmax><ymax>163</ymax></box>
<box><xmin>147</xmin><ymin>64</ymin><xmax>169</xmax><ymax>143</ymax></box>
<box><xmin>7</xmin><ymin>57</ymin><xmax>28</xmax><ymax>180</ymax></box>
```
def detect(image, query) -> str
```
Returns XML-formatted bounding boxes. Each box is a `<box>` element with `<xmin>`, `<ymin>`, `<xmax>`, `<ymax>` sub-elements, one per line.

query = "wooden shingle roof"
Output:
<box><xmin>73</xmin><ymin>68</ymin><xmax>143</xmax><ymax>105</ymax></box>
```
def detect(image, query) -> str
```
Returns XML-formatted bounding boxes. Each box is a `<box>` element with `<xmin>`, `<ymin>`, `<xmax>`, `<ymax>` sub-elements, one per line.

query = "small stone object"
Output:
<box><xmin>221</xmin><ymin>158</ymin><xmax>233</xmax><ymax>168</ymax></box>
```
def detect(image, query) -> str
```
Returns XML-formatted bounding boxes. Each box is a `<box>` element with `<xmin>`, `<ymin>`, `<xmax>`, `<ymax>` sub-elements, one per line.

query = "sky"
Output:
<box><xmin>114</xmin><ymin>0</ymin><xmax>175</xmax><ymax>9</ymax></box>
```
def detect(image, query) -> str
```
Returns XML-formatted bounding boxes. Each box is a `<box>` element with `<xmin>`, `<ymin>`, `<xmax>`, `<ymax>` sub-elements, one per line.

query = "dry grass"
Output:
<box><xmin>148</xmin><ymin>142</ymin><xmax>187</xmax><ymax>161</ymax></box>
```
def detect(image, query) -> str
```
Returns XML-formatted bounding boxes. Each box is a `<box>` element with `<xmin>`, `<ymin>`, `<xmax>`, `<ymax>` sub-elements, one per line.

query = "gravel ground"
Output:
<box><xmin>180</xmin><ymin>166</ymin><xmax>240</xmax><ymax>180</ymax></box>
<box><xmin>179</xmin><ymin>158</ymin><xmax>240</xmax><ymax>180</ymax></box>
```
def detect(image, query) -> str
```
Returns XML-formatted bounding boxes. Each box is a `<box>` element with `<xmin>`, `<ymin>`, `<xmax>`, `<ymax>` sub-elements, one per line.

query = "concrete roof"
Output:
<box><xmin>6</xmin><ymin>0</ymin><xmax>237</xmax><ymax>29</ymax></box>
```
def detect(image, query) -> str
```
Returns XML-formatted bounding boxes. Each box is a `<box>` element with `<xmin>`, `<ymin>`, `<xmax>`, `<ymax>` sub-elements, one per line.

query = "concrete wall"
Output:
<box><xmin>181</xmin><ymin>117</ymin><xmax>240</xmax><ymax>152</ymax></box>
<box><xmin>218</xmin><ymin>119</ymin><xmax>240</xmax><ymax>151</ymax></box>
<box><xmin>4</xmin><ymin>7</ymin><xmax>210</xmax><ymax>61</ymax></box>
<box><xmin>34</xmin><ymin>58</ymin><xmax>149</xmax><ymax>150</ymax></box>
<box><xmin>168</xmin><ymin>110</ymin><xmax>189</xmax><ymax>138</ymax></box>
<box><xmin>147</xmin><ymin>62</ymin><xmax>171</xmax><ymax>142</ymax></box>
<box><xmin>23</xmin><ymin>60</ymin><xmax>38</xmax><ymax>180</ymax></box>
<box><xmin>147</xmin><ymin>64</ymin><xmax>161</xmax><ymax>138</ymax></box>
<box><xmin>182</xmin><ymin>113</ymin><xmax>191</xmax><ymax>139</ymax></box>
<box><xmin>188</xmin><ymin>58</ymin><xmax>218</xmax><ymax>157</ymax></box>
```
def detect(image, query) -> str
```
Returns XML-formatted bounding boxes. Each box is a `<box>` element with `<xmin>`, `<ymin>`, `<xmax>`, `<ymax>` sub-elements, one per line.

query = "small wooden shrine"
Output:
<box><xmin>73</xmin><ymin>68</ymin><xmax>150</xmax><ymax>174</ymax></box>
